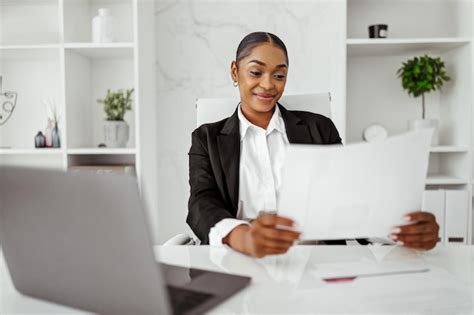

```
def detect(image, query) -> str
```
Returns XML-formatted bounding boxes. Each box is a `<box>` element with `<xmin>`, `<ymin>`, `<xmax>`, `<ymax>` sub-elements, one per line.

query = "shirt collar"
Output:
<box><xmin>238</xmin><ymin>103</ymin><xmax>286</xmax><ymax>141</ymax></box>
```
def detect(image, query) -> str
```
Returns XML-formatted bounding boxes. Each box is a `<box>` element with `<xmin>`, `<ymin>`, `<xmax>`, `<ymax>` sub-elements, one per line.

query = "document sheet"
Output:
<box><xmin>277</xmin><ymin>130</ymin><xmax>432</xmax><ymax>240</ymax></box>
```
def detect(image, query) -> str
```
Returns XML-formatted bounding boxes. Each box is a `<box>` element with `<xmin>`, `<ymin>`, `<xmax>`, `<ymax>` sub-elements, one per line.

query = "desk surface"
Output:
<box><xmin>2</xmin><ymin>245</ymin><xmax>473</xmax><ymax>314</ymax></box>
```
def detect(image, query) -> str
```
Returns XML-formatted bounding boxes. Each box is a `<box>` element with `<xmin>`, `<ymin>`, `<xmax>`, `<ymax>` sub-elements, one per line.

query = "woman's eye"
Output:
<box><xmin>274</xmin><ymin>74</ymin><xmax>286</xmax><ymax>80</ymax></box>
<box><xmin>250</xmin><ymin>71</ymin><xmax>261</xmax><ymax>76</ymax></box>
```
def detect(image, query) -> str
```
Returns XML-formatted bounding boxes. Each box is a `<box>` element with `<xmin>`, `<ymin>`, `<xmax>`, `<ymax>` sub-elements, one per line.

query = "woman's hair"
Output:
<box><xmin>235</xmin><ymin>32</ymin><xmax>288</xmax><ymax>66</ymax></box>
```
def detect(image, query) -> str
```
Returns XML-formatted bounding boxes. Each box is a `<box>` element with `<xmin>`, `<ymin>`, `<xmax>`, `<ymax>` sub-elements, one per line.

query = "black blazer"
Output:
<box><xmin>187</xmin><ymin>104</ymin><xmax>342</xmax><ymax>244</ymax></box>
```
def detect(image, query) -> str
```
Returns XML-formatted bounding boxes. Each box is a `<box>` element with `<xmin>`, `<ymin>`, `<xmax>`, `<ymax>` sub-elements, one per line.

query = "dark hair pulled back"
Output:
<box><xmin>235</xmin><ymin>32</ymin><xmax>288</xmax><ymax>66</ymax></box>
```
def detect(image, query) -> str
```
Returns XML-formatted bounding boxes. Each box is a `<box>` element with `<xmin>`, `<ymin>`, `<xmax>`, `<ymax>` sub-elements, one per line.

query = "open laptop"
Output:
<box><xmin>0</xmin><ymin>167</ymin><xmax>250</xmax><ymax>315</ymax></box>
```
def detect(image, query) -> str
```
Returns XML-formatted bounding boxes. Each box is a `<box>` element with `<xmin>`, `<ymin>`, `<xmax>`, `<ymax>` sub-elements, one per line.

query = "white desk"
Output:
<box><xmin>1</xmin><ymin>246</ymin><xmax>473</xmax><ymax>314</ymax></box>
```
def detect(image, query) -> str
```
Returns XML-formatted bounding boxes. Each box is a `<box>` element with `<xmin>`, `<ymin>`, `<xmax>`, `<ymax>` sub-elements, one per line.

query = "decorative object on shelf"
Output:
<box><xmin>34</xmin><ymin>131</ymin><xmax>46</xmax><ymax>148</ymax></box>
<box><xmin>397</xmin><ymin>55</ymin><xmax>450</xmax><ymax>145</ymax></box>
<box><xmin>44</xmin><ymin>118</ymin><xmax>53</xmax><ymax>147</ymax></box>
<box><xmin>363</xmin><ymin>124</ymin><xmax>388</xmax><ymax>142</ymax></box>
<box><xmin>98</xmin><ymin>143</ymin><xmax>107</xmax><ymax>148</ymax></box>
<box><xmin>407</xmin><ymin>119</ymin><xmax>439</xmax><ymax>145</ymax></box>
<box><xmin>368</xmin><ymin>24</ymin><xmax>388</xmax><ymax>38</ymax></box>
<box><xmin>97</xmin><ymin>88</ymin><xmax>134</xmax><ymax>148</ymax></box>
<box><xmin>52</xmin><ymin>122</ymin><xmax>61</xmax><ymax>148</ymax></box>
<box><xmin>43</xmin><ymin>99</ymin><xmax>61</xmax><ymax>148</ymax></box>
<box><xmin>0</xmin><ymin>76</ymin><xmax>18</xmax><ymax>127</ymax></box>
<box><xmin>92</xmin><ymin>8</ymin><xmax>115</xmax><ymax>43</ymax></box>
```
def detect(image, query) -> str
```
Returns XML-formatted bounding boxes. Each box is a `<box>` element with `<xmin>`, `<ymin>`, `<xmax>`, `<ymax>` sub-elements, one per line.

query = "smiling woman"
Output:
<box><xmin>186</xmin><ymin>32</ymin><xmax>440</xmax><ymax>258</ymax></box>
<box><xmin>187</xmin><ymin>32</ymin><xmax>342</xmax><ymax>257</ymax></box>
<box><xmin>230</xmin><ymin>33</ymin><xmax>288</xmax><ymax>129</ymax></box>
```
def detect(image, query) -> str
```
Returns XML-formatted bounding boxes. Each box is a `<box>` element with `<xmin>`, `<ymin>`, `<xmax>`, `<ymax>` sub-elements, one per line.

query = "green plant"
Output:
<box><xmin>97</xmin><ymin>88</ymin><xmax>134</xmax><ymax>121</ymax></box>
<box><xmin>397</xmin><ymin>55</ymin><xmax>450</xmax><ymax>119</ymax></box>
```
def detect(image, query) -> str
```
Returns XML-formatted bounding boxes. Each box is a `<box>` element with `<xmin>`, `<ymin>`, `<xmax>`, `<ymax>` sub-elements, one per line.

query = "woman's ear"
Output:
<box><xmin>230</xmin><ymin>61</ymin><xmax>238</xmax><ymax>82</ymax></box>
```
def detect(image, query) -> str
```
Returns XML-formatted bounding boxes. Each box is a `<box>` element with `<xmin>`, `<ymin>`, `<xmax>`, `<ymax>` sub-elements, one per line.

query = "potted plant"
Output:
<box><xmin>397</xmin><ymin>55</ymin><xmax>450</xmax><ymax>145</ymax></box>
<box><xmin>97</xmin><ymin>88</ymin><xmax>133</xmax><ymax>148</ymax></box>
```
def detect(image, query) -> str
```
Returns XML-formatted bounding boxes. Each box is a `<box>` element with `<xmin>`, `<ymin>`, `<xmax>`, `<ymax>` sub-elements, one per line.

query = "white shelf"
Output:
<box><xmin>67</xmin><ymin>148</ymin><xmax>136</xmax><ymax>155</ymax></box>
<box><xmin>64</xmin><ymin>43</ymin><xmax>134</xmax><ymax>59</ymax></box>
<box><xmin>0</xmin><ymin>44</ymin><xmax>134</xmax><ymax>60</ymax></box>
<box><xmin>426</xmin><ymin>175</ymin><xmax>469</xmax><ymax>185</ymax></box>
<box><xmin>347</xmin><ymin>38</ymin><xmax>471</xmax><ymax>57</ymax></box>
<box><xmin>1</xmin><ymin>0</ymin><xmax>57</xmax><ymax>5</ymax></box>
<box><xmin>0</xmin><ymin>148</ymin><xmax>63</xmax><ymax>155</ymax></box>
<box><xmin>0</xmin><ymin>46</ymin><xmax>59</xmax><ymax>59</ymax></box>
<box><xmin>64</xmin><ymin>43</ymin><xmax>134</xmax><ymax>48</ymax></box>
<box><xmin>66</xmin><ymin>0</ymin><xmax>132</xmax><ymax>4</ymax></box>
<box><xmin>0</xmin><ymin>44</ymin><xmax>60</xmax><ymax>49</ymax></box>
<box><xmin>429</xmin><ymin>146</ymin><xmax>470</xmax><ymax>153</ymax></box>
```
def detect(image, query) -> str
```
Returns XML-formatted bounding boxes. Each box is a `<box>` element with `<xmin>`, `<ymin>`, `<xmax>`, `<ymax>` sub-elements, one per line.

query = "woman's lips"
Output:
<box><xmin>254</xmin><ymin>93</ymin><xmax>274</xmax><ymax>101</ymax></box>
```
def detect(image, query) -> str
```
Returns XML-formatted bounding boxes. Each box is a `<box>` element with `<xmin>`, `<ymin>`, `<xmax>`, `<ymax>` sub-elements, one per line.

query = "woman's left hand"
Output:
<box><xmin>390</xmin><ymin>211</ymin><xmax>439</xmax><ymax>250</ymax></box>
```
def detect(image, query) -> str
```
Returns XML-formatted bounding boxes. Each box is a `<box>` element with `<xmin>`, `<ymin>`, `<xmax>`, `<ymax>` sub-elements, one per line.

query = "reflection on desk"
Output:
<box><xmin>157</xmin><ymin>245</ymin><xmax>474</xmax><ymax>314</ymax></box>
<box><xmin>2</xmin><ymin>246</ymin><xmax>474</xmax><ymax>314</ymax></box>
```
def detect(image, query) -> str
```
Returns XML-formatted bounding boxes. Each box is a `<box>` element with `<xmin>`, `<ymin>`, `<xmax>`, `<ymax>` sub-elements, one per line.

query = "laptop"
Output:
<box><xmin>0</xmin><ymin>167</ymin><xmax>250</xmax><ymax>315</ymax></box>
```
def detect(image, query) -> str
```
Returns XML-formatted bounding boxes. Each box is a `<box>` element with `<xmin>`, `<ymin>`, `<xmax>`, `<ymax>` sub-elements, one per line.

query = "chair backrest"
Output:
<box><xmin>196</xmin><ymin>92</ymin><xmax>331</xmax><ymax>127</ymax></box>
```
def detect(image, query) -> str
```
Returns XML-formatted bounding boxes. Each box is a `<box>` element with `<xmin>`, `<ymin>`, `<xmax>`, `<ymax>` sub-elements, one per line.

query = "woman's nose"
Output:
<box><xmin>260</xmin><ymin>74</ymin><xmax>274</xmax><ymax>90</ymax></box>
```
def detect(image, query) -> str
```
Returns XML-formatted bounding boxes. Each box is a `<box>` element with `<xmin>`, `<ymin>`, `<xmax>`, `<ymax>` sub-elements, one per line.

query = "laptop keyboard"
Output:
<box><xmin>167</xmin><ymin>285</ymin><xmax>214</xmax><ymax>315</ymax></box>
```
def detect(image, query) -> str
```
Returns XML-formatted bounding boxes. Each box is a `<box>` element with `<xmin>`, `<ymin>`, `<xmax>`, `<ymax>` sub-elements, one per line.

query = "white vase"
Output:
<box><xmin>408</xmin><ymin>119</ymin><xmax>439</xmax><ymax>145</ymax></box>
<box><xmin>103</xmin><ymin>121</ymin><xmax>129</xmax><ymax>148</ymax></box>
<box><xmin>92</xmin><ymin>8</ymin><xmax>114</xmax><ymax>43</ymax></box>
<box><xmin>44</xmin><ymin>118</ymin><xmax>53</xmax><ymax>147</ymax></box>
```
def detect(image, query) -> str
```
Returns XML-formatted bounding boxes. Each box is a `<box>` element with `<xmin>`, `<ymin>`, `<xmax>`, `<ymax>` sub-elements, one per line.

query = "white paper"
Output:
<box><xmin>277</xmin><ymin>130</ymin><xmax>432</xmax><ymax>240</ymax></box>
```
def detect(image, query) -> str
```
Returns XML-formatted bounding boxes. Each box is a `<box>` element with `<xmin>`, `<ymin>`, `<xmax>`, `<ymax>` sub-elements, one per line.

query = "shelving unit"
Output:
<box><xmin>0</xmin><ymin>0</ymin><xmax>140</xmax><ymax>180</ymax></box>
<box><xmin>346</xmin><ymin>0</ymin><xmax>473</xmax><ymax>244</ymax></box>
<box><xmin>1</xmin><ymin>0</ymin><xmax>158</xmax><ymax>243</ymax></box>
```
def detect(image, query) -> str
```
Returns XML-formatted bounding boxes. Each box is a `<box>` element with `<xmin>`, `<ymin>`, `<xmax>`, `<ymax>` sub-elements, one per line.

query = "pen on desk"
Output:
<box><xmin>323</xmin><ymin>268</ymin><xmax>430</xmax><ymax>283</ymax></box>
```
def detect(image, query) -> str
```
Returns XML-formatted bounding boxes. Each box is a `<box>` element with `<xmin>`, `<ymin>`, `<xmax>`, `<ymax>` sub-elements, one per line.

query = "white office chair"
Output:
<box><xmin>163</xmin><ymin>93</ymin><xmax>332</xmax><ymax>245</ymax></box>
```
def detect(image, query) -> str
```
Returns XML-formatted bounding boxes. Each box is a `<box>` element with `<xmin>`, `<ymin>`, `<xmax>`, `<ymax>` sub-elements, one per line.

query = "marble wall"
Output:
<box><xmin>154</xmin><ymin>0</ymin><xmax>346</xmax><ymax>242</ymax></box>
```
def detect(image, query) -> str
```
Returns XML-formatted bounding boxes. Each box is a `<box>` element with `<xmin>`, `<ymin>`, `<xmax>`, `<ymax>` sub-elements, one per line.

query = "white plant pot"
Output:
<box><xmin>408</xmin><ymin>119</ymin><xmax>439</xmax><ymax>145</ymax></box>
<box><xmin>103</xmin><ymin>120</ymin><xmax>129</xmax><ymax>148</ymax></box>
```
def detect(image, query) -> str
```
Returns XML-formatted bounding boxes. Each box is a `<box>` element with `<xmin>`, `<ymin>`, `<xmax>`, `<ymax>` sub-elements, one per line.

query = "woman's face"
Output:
<box><xmin>231</xmin><ymin>43</ymin><xmax>288</xmax><ymax>115</ymax></box>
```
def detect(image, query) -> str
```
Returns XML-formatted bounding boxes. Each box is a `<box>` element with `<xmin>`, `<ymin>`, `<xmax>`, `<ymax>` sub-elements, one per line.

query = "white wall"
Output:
<box><xmin>153</xmin><ymin>0</ymin><xmax>346</xmax><ymax>243</ymax></box>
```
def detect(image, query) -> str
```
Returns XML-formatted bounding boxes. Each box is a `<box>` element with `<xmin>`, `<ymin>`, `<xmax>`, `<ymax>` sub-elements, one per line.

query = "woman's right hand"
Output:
<box><xmin>223</xmin><ymin>214</ymin><xmax>301</xmax><ymax>258</ymax></box>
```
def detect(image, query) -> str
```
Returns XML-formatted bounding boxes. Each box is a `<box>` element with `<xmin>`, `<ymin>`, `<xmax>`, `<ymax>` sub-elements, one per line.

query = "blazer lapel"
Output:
<box><xmin>217</xmin><ymin>108</ymin><xmax>240</xmax><ymax>215</ymax></box>
<box><xmin>279</xmin><ymin>104</ymin><xmax>322</xmax><ymax>144</ymax></box>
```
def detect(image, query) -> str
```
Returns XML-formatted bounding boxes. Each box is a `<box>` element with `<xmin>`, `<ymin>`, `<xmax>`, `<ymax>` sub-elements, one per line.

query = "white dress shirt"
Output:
<box><xmin>209</xmin><ymin>104</ymin><xmax>289</xmax><ymax>246</ymax></box>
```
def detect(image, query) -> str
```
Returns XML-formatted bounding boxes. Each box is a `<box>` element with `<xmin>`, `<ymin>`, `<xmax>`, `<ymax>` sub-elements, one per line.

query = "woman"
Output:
<box><xmin>187</xmin><ymin>32</ymin><xmax>439</xmax><ymax>258</ymax></box>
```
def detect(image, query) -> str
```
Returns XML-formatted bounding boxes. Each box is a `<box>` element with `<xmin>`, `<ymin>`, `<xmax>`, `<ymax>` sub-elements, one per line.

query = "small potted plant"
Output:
<box><xmin>97</xmin><ymin>88</ymin><xmax>133</xmax><ymax>148</ymax></box>
<box><xmin>397</xmin><ymin>55</ymin><xmax>450</xmax><ymax>145</ymax></box>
